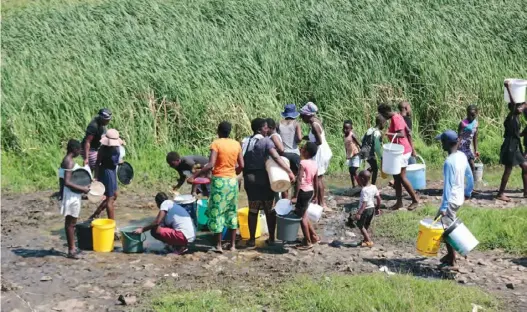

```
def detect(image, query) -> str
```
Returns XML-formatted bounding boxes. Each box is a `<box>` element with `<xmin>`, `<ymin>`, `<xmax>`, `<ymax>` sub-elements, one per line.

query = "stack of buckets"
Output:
<box><xmin>416</xmin><ymin>217</ymin><xmax>479</xmax><ymax>257</ymax></box>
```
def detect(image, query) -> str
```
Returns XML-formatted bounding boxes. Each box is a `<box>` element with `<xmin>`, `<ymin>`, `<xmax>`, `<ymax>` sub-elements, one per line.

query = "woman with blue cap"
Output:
<box><xmin>278</xmin><ymin>104</ymin><xmax>303</xmax><ymax>198</ymax></box>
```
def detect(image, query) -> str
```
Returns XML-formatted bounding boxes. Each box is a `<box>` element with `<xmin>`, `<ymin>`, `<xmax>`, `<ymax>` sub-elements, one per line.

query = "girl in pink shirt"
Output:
<box><xmin>293</xmin><ymin>142</ymin><xmax>320</xmax><ymax>250</ymax></box>
<box><xmin>378</xmin><ymin>103</ymin><xmax>420</xmax><ymax>210</ymax></box>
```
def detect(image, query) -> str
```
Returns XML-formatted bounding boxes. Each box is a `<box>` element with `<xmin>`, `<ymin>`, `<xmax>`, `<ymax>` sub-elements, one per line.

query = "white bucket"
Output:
<box><xmin>260</xmin><ymin>212</ymin><xmax>269</xmax><ymax>235</ymax></box>
<box><xmin>382</xmin><ymin>142</ymin><xmax>405</xmax><ymax>175</ymax></box>
<box><xmin>504</xmin><ymin>79</ymin><xmax>527</xmax><ymax>103</ymax></box>
<box><xmin>474</xmin><ymin>159</ymin><xmax>484</xmax><ymax>182</ymax></box>
<box><xmin>443</xmin><ymin>219</ymin><xmax>479</xmax><ymax>256</ymax></box>
<box><xmin>307</xmin><ymin>203</ymin><xmax>323</xmax><ymax>222</ymax></box>
<box><xmin>275</xmin><ymin>199</ymin><xmax>293</xmax><ymax>216</ymax></box>
<box><xmin>266</xmin><ymin>157</ymin><xmax>291</xmax><ymax>192</ymax></box>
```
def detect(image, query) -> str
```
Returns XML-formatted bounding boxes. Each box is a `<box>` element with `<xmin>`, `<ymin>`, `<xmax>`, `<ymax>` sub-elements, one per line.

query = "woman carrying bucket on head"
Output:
<box><xmin>497</xmin><ymin>80</ymin><xmax>527</xmax><ymax>202</ymax></box>
<box><xmin>377</xmin><ymin>103</ymin><xmax>420</xmax><ymax>211</ymax></box>
<box><xmin>435</xmin><ymin>130</ymin><xmax>474</xmax><ymax>270</ymax></box>
<box><xmin>457</xmin><ymin>105</ymin><xmax>479</xmax><ymax>178</ymax></box>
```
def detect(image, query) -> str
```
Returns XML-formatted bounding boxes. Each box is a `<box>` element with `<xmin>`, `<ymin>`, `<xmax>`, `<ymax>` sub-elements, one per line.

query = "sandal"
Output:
<box><xmin>245</xmin><ymin>240</ymin><xmax>256</xmax><ymax>249</ymax></box>
<box><xmin>361</xmin><ymin>241</ymin><xmax>374</xmax><ymax>248</ymax></box>
<box><xmin>210</xmin><ymin>247</ymin><xmax>224</xmax><ymax>254</ymax></box>
<box><xmin>295</xmin><ymin>244</ymin><xmax>313</xmax><ymax>251</ymax></box>
<box><xmin>173</xmin><ymin>247</ymin><xmax>188</xmax><ymax>255</ymax></box>
<box><xmin>265</xmin><ymin>239</ymin><xmax>275</xmax><ymax>246</ymax></box>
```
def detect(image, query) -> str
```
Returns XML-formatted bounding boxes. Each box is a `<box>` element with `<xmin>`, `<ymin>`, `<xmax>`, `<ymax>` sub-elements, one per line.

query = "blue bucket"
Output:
<box><xmin>406</xmin><ymin>155</ymin><xmax>426</xmax><ymax>190</ymax></box>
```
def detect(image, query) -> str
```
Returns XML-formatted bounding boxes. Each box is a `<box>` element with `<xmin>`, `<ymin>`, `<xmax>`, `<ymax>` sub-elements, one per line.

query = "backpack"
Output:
<box><xmin>359</xmin><ymin>130</ymin><xmax>375</xmax><ymax>160</ymax></box>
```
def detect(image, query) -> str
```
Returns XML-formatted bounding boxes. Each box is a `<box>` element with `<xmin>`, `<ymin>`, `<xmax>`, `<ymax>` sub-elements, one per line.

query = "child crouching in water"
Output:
<box><xmin>354</xmin><ymin>170</ymin><xmax>381</xmax><ymax>247</ymax></box>
<box><xmin>293</xmin><ymin>142</ymin><xmax>320</xmax><ymax>250</ymax></box>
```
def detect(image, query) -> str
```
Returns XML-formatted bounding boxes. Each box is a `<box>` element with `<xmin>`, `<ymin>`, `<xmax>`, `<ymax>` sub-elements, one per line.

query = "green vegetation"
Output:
<box><xmin>152</xmin><ymin>273</ymin><xmax>499</xmax><ymax>311</ymax></box>
<box><xmin>2</xmin><ymin>0</ymin><xmax>526</xmax><ymax>191</ymax></box>
<box><xmin>375</xmin><ymin>205</ymin><xmax>527</xmax><ymax>254</ymax></box>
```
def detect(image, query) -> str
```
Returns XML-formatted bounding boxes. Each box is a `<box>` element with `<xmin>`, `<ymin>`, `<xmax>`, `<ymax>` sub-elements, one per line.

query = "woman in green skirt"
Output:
<box><xmin>190</xmin><ymin>121</ymin><xmax>244</xmax><ymax>253</ymax></box>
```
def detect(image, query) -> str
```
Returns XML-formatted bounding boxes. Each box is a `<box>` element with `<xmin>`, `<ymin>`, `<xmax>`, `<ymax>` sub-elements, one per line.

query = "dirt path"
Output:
<box><xmin>1</xmin><ymin>182</ymin><xmax>526</xmax><ymax>311</ymax></box>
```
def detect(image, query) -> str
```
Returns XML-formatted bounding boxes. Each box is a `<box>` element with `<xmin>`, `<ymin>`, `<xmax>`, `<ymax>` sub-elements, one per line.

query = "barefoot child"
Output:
<box><xmin>343</xmin><ymin>120</ymin><xmax>361</xmax><ymax>188</ymax></box>
<box><xmin>59</xmin><ymin>139</ymin><xmax>90</xmax><ymax>259</ymax></box>
<box><xmin>435</xmin><ymin>130</ymin><xmax>473</xmax><ymax>269</ymax></box>
<box><xmin>294</xmin><ymin>142</ymin><xmax>320</xmax><ymax>250</ymax></box>
<box><xmin>354</xmin><ymin>170</ymin><xmax>381</xmax><ymax>247</ymax></box>
<box><xmin>360</xmin><ymin>115</ymin><xmax>385</xmax><ymax>185</ymax></box>
<box><xmin>458</xmin><ymin>105</ymin><xmax>479</xmax><ymax>176</ymax></box>
<box><xmin>497</xmin><ymin>82</ymin><xmax>527</xmax><ymax>201</ymax></box>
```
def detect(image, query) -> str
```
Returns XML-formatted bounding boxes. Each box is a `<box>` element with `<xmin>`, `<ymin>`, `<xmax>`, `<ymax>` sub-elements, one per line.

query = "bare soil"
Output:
<box><xmin>1</xmin><ymin>179</ymin><xmax>526</xmax><ymax>312</ymax></box>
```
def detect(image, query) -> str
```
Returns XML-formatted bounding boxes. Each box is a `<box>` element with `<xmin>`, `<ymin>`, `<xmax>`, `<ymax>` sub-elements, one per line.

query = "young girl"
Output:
<box><xmin>458</xmin><ymin>105</ymin><xmax>479</xmax><ymax>176</ymax></box>
<box><xmin>354</xmin><ymin>170</ymin><xmax>381</xmax><ymax>247</ymax></box>
<box><xmin>497</xmin><ymin>81</ymin><xmax>527</xmax><ymax>201</ymax></box>
<box><xmin>293</xmin><ymin>142</ymin><xmax>320</xmax><ymax>250</ymax></box>
<box><xmin>89</xmin><ymin>129</ymin><xmax>123</xmax><ymax>220</ymax></box>
<box><xmin>300</xmin><ymin>102</ymin><xmax>333</xmax><ymax>210</ymax></box>
<box><xmin>59</xmin><ymin>139</ymin><xmax>90</xmax><ymax>259</ymax></box>
<box><xmin>343</xmin><ymin>120</ymin><xmax>362</xmax><ymax>188</ymax></box>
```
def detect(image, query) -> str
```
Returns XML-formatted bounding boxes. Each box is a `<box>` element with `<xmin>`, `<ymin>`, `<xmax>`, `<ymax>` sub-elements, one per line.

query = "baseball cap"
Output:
<box><xmin>435</xmin><ymin>130</ymin><xmax>458</xmax><ymax>143</ymax></box>
<box><xmin>98</xmin><ymin>108</ymin><xmax>112</xmax><ymax>120</ymax></box>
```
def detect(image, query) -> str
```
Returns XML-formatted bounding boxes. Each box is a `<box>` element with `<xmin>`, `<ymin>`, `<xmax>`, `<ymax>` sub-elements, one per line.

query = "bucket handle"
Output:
<box><xmin>122</xmin><ymin>230</ymin><xmax>147</xmax><ymax>243</ymax></box>
<box><xmin>474</xmin><ymin>157</ymin><xmax>483</xmax><ymax>164</ymax></box>
<box><xmin>416</xmin><ymin>155</ymin><xmax>426</xmax><ymax>166</ymax></box>
<box><xmin>385</xmin><ymin>133</ymin><xmax>398</xmax><ymax>150</ymax></box>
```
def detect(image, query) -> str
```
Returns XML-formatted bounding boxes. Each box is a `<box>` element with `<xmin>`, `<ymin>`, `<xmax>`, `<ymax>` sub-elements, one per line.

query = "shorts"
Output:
<box><xmin>151</xmin><ymin>226</ymin><xmax>188</xmax><ymax>247</ymax></box>
<box><xmin>357</xmin><ymin>207</ymin><xmax>374</xmax><ymax>229</ymax></box>
<box><xmin>295</xmin><ymin>190</ymin><xmax>314</xmax><ymax>216</ymax></box>
<box><xmin>347</xmin><ymin>156</ymin><xmax>361</xmax><ymax>168</ymax></box>
<box><xmin>248</xmin><ymin>200</ymin><xmax>274</xmax><ymax>214</ymax></box>
<box><xmin>283</xmin><ymin>152</ymin><xmax>301</xmax><ymax>175</ymax></box>
<box><xmin>244</xmin><ymin>170</ymin><xmax>274</xmax><ymax>201</ymax></box>
<box><xmin>81</xmin><ymin>149</ymin><xmax>98</xmax><ymax>171</ymax></box>
<box><xmin>400</xmin><ymin>153</ymin><xmax>412</xmax><ymax>168</ymax></box>
<box><xmin>460</xmin><ymin>149</ymin><xmax>474</xmax><ymax>161</ymax></box>
<box><xmin>438</xmin><ymin>203</ymin><xmax>460</xmax><ymax>227</ymax></box>
<box><xmin>408</xmin><ymin>156</ymin><xmax>417</xmax><ymax>165</ymax></box>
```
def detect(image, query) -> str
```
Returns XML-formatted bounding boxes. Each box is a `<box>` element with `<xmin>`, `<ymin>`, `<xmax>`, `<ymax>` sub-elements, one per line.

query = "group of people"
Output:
<box><xmin>57</xmin><ymin>81</ymin><xmax>527</xmax><ymax>268</ymax></box>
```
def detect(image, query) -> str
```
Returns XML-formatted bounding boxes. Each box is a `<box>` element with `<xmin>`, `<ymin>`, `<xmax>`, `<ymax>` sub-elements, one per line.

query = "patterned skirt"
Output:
<box><xmin>206</xmin><ymin>176</ymin><xmax>239</xmax><ymax>233</ymax></box>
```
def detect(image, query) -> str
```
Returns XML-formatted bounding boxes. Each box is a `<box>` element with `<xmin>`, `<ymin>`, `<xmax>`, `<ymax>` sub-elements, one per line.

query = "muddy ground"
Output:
<box><xmin>1</xmin><ymin>178</ymin><xmax>527</xmax><ymax>312</ymax></box>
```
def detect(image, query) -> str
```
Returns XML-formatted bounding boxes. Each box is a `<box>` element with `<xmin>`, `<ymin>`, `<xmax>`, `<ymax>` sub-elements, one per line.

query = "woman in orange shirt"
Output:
<box><xmin>190</xmin><ymin>121</ymin><xmax>244</xmax><ymax>253</ymax></box>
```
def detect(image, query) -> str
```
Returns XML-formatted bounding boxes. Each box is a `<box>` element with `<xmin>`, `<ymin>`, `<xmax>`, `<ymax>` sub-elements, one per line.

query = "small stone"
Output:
<box><xmin>345</xmin><ymin>231</ymin><xmax>356</xmax><ymax>237</ymax></box>
<box><xmin>143</xmin><ymin>280</ymin><xmax>155</xmax><ymax>288</ymax></box>
<box><xmin>345</xmin><ymin>266</ymin><xmax>353</xmax><ymax>272</ymax></box>
<box><xmin>171</xmin><ymin>273</ymin><xmax>179</xmax><ymax>278</ymax></box>
<box><xmin>477</xmin><ymin>259</ymin><xmax>487</xmax><ymax>266</ymax></box>
<box><xmin>458</xmin><ymin>278</ymin><xmax>467</xmax><ymax>284</ymax></box>
<box><xmin>40</xmin><ymin>276</ymin><xmax>52</xmax><ymax>282</ymax></box>
<box><xmin>506</xmin><ymin>283</ymin><xmax>515</xmax><ymax>290</ymax></box>
<box><xmin>118</xmin><ymin>295</ymin><xmax>137</xmax><ymax>306</ymax></box>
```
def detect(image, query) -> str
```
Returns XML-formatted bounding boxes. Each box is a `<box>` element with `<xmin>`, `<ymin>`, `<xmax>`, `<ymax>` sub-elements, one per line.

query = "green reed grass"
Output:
<box><xmin>2</xmin><ymin>0</ymin><xmax>526</xmax><ymax>191</ymax></box>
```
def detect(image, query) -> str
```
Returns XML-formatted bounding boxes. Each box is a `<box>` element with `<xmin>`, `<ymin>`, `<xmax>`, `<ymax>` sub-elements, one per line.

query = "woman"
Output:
<box><xmin>243</xmin><ymin>118</ymin><xmax>295</xmax><ymax>247</ymax></box>
<box><xmin>457</xmin><ymin>104</ymin><xmax>479</xmax><ymax>177</ymax></box>
<box><xmin>59</xmin><ymin>139</ymin><xmax>90</xmax><ymax>259</ymax></box>
<box><xmin>497</xmin><ymin>81</ymin><xmax>527</xmax><ymax>201</ymax></box>
<box><xmin>378</xmin><ymin>103</ymin><xmax>420</xmax><ymax>210</ymax></box>
<box><xmin>300</xmin><ymin>102</ymin><xmax>333</xmax><ymax>210</ymax></box>
<box><xmin>89</xmin><ymin>129</ymin><xmax>123</xmax><ymax>221</ymax></box>
<box><xmin>82</xmin><ymin>108</ymin><xmax>112</xmax><ymax>171</ymax></box>
<box><xmin>190</xmin><ymin>121</ymin><xmax>244</xmax><ymax>253</ymax></box>
<box><xmin>278</xmin><ymin>104</ymin><xmax>303</xmax><ymax>199</ymax></box>
<box><xmin>267</xmin><ymin>118</ymin><xmax>284</xmax><ymax>202</ymax></box>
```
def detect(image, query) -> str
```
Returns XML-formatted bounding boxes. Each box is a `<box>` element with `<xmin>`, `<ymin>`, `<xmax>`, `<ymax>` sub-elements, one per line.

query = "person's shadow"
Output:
<box><xmin>362</xmin><ymin>257</ymin><xmax>456</xmax><ymax>279</ymax></box>
<box><xmin>11</xmin><ymin>248</ymin><xmax>66</xmax><ymax>258</ymax></box>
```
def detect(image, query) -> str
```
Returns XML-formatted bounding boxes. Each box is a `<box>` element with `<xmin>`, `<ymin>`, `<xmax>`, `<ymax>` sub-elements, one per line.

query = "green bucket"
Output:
<box><xmin>120</xmin><ymin>226</ymin><xmax>146</xmax><ymax>253</ymax></box>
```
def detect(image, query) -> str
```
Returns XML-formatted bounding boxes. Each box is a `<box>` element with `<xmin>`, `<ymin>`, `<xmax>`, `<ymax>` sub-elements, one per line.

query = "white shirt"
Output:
<box><xmin>159</xmin><ymin>200</ymin><xmax>196</xmax><ymax>242</ymax></box>
<box><xmin>440</xmin><ymin>151</ymin><xmax>474</xmax><ymax>211</ymax></box>
<box><xmin>359</xmin><ymin>185</ymin><xmax>380</xmax><ymax>209</ymax></box>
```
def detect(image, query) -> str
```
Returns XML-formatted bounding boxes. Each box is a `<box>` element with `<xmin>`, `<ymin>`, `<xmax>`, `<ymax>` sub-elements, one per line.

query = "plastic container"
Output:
<box><xmin>382</xmin><ymin>141</ymin><xmax>404</xmax><ymax>175</ymax></box>
<box><xmin>265</xmin><ymin>157</ymin><xmax>291</xmax><ymax>192</ymax></box>
<box><xmin>91</xmin><ymin>219</ymin><xmax>116</xmax><ymax>252</ymax></box>
<box><xmin>307</xmin><ymin>203</ymin><xmax>323</xmax><ymax>222</ymax></box>
<box><xmin>120</xmin><ymin>226</ymin><xmax>146</xmax><ymax>253</ymax></box>
<box><xmin>276</xmin><ymin>213</ymin><xmax>301</xmax><ymax>242</ymax></box>
<box><xmin>197</xmin><ymin>199</ymin><xmax>209</xmax><ymax>230</ymax></box>
<box><xmin>474</xmin><ymin>159</ymin><xmax>484</xmax><ymax>182</ymax></box>
<box><xmin>406</xmin><ymin>155</ymin><xmax>426</xmax><ymax>190</ymax></box>
<box><xmin>75</xmin><ymin>221</ymin><xmax>93</xmax><ymax>250</ymax></box>
<box><xmin>504</xmin><ymin>79</ymin><xmax>527</xmax><ymax>103</ymax></box>
<box><xmin>416</xmin><ymin>218</ymin><xmax>444</xmax><ymax>257</ymax></box>
<box><xmin>87</xmin><ymin>181</ymin><xmax>105</xmax><ymax>203</ymax></box>
<box><xmin>260</xmin><ymin>212</ymin><xmax>269</xmax><ymax>235</ymax></box>
<box><xmin>443</xmin><ymin>219</ymin><xmax>479</xmax><ymax>256</ymax></box>
<box><xmin>237</xmin><ymin>207</ymin><xmax>261</xmax><ymax>239</ymax></box>
<box><xmin>174</xmin><ymin>195</ymin><xmax>197</xmax><ymax>226</ymax></box>
<box><xmin>275</xmin><ymin>199</ymin><xmax>293</xmax><ymax>215</ymax></box>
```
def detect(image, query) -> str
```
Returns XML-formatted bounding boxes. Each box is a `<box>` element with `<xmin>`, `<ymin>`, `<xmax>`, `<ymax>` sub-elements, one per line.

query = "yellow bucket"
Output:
<box><xmin>237</xmin><ymin>207</ymin><xmax>261</xmax><ymax>239</ymax></box>
<box><xmin>416</xmin><ymin>218</ymin><xmax>444</xmax><ymax>257</ymax></box>
<box><xmin>91</xmin><ymin>219</ymin><xmax>116</xmax><ymax>252</ymax></box>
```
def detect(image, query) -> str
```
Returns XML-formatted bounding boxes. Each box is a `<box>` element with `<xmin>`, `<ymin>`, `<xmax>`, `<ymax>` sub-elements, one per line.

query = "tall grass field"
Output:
<box><xmin>2</xmin><ymin>0</ymin><xmax>526</xmax><ymax>191</ymax></box>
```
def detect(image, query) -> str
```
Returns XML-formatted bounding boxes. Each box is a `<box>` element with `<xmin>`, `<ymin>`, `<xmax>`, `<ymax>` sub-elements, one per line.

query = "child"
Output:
<box><xmin>59</xmin><ymin>139</ymin><xmax>90</xmax><ymax>259</ymax></box>
<box><xmin>343</xmin><ymin>120</ymin><xmax>362</xmax><ymax>188</ymax></box>
<box><xmin>497</xmin><ymin>81</ymin><xmax>527</xmax><ymax>201</ymax></box>
<box><xmin>458</xmin><ymin>105</ymin><xmax>479</xmax><ymax>176</ymax></box>
<box><xmin>435</xmin><ymin>130</ymin><xmax>473</xmax><ymax>269</ymax></box>
<box><xmin>89</xmin><ymin>129</ymin><xmax>122</xmax><ymax>221</ymax></box>
<box><xmin>166</xmin><ymin>152</ymin><xmax>210</xmax><ymax>196</ymax></box>
<box><xmin>354</xmin><ymin>170</ymin><xmax>381</xmax><ymax>247</ymax></box>
<box><xmin>293</xmin><ymin>142</ymin><xmax>320</xmax><ymax>250</ymax></box>
<box><xmin>360</xmin><ymin>115</ymin><xmax>385</xmax><ymax>185</ymax></box>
